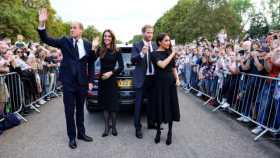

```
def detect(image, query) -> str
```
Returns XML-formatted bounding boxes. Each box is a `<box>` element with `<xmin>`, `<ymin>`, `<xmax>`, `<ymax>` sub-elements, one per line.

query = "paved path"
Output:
<box><xmin>0</xmin><ymin>90</ymin><xmax>280</xmax><ymax>158</ymax></box>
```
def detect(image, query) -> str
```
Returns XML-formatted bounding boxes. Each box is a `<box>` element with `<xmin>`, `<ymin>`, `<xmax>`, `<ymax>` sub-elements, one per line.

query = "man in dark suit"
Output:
<box><xmin>131</xmin><ymin>25</ymin><xmax>158</xmax><ymax>139</ymax></box>
<box><xmin>37</xmin><ymin>9</ymin><xmax>96</xmax><ymax>149</ymax></box>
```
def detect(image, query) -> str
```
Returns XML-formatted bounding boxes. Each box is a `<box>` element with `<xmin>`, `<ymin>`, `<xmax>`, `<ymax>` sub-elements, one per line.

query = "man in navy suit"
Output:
<box><xmin>37</xmin><ymin>9</ymin><xmax>96</xmax><ymax>149</ymax></box>
<box><xmin>131</xmin><ymin>25</ymin><xmax>158</xmax><ymax>139</ymax></box>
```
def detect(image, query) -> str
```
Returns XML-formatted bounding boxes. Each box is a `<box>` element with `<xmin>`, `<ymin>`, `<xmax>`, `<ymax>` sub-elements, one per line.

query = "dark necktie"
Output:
<box><xmin>74</xmin><ymin>40</ymin><xmax>79</xmax><ymax>59</ymax></box>
<box><xmin>148</xmin><ymin>46</ymin><xmax>153</xmax><ymax>74</ymax></box>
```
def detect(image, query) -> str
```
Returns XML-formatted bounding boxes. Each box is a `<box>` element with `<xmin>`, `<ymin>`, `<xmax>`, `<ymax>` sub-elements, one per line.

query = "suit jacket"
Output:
<box><xmin>131</xmin><ymin>40</ymin><xmax>158</xmax><ymax>88</ymax></box>
<box><xmin>38</xmin><ymin>29</ymin><xmax>96</xmax><ymax>91</ymax></box>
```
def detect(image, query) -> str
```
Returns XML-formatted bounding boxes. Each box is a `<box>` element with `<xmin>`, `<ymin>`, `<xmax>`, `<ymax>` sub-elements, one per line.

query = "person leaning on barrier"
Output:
<box><xmin>0</xmin><ymin>50</ymin><xmax>10</xmax><ymax>119</ymax></box>
<box><xmin>250</xmin><ymin>44</ymin><xmax>280</xmax><ymax>135</ymax></box>
<box><xmin>236</xmin><ymin>40</ymin><xmax>267</xmax><ymax>123</ymax></box>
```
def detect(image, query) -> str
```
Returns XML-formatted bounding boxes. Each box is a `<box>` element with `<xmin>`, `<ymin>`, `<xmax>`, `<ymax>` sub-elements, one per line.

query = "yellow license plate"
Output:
<box><xmin>117</xmin><ymin>79</ymin><xmax>132</xmax><ymax>88</ymax></box>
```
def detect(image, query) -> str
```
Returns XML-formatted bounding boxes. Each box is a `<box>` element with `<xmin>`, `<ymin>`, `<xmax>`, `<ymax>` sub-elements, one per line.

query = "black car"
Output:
<box><xmin>86</xmin><ymin>44</ymin><xmax>136</xmax><ymax>112</ymax></box>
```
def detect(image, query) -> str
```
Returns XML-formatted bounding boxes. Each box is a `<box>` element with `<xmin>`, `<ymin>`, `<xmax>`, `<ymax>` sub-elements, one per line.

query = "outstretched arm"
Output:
<box><xmin>156</xmin><ymin>51</ymin><xmax>176</xmax><ymax>69</ymax></box>
<box><xmin>37</xmin><ymin>8</ymin><xmax>62</xmax><ymax>48</ymax></box>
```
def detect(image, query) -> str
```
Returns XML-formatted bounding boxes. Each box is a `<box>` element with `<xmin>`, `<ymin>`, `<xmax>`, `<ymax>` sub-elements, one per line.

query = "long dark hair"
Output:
<box><xmin>99</xmin><ymin>29</ymin><xmax>117</xmax><ymax>58</ymax></box>
<box><xmin>156</xmin><ymin>33</ymin><xmax>172</xmax><ymax>53</ymax></box>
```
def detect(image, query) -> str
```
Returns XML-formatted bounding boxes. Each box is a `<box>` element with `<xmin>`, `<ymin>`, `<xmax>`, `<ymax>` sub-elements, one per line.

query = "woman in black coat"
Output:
<box><xmin>93</xmin><ymin>29</ymin><xmax>124</xmax><ymax>137</ymax></box>
<box><xmin>151</xmin><ymin>33</ymin><xmax>180</xmax><ymax>145</ymax></box>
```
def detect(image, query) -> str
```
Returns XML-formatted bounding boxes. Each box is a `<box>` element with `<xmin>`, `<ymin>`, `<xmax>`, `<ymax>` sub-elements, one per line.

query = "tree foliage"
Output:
<box><xmin>248</xmin><ymin>12</ymin><xmax>269</xmax><ymax>38</ymax></box>
<box><xmin>268</xmin><ymin>0</ymin><xmax>280</xmax><ymax>30</ymax></box>
<box><xmin>128</xmin><ymin>34</ymin><xmax>143</xmax><ymax>44</ymax></box>
<box><xmin>83</xmin><ymin>25</ymin><xmax>101</xmax><ymax>41</ymax></box>
<box><xmin>154</xmin><ymin>0</ymin><xmax>244</xmax><ymax>44</ymax></box>
<box><xmin>0</xmin><ymin>0</ymin><xmax>100</xmax><ymax>42</ymax></box>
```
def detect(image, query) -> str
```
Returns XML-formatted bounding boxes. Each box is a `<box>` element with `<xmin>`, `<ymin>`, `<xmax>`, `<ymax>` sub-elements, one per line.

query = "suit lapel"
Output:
<box><xmin>66</xmin><ymin>38</ymin><xmax>79</xmax><ymax>60</ymax></box>
<box><xmin>83</xmin><ymin>40</ymin><xmax>90</xmax><ymax>56</ymax></box>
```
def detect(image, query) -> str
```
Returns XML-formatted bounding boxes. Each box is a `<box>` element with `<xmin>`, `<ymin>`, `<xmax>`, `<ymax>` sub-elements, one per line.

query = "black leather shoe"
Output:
<box><xmin>112</xmin><ymin>127</ymin><xmax>118</xmax><ymax>136</ymax></box>
<box><xmin>166</xmin><ymin>132</ymin><xmax>172</xmax><ymax>146</ymax></box>
<box><xmin>136</xmin><ymin>129</ymin><xmax>143</xmax><ymax>139</ymax></box>
<box><xmin>154</xmin><ymin>131</ymin><xmax>161</xmax><ymax>144</ymax></box>
<box><xmin>69</xmin><ymin>139</ymin><xmax>77</xmax><ymax>149</ymax></box>
<box><xmin>102</xmin><ymin>129</ymin><xmax>109</xmax><ymax>137</ymax></box>
<box><xmin>77</xmin><ymin>134</ymin><xmax>93</xmax><ymax>142</ymax></box>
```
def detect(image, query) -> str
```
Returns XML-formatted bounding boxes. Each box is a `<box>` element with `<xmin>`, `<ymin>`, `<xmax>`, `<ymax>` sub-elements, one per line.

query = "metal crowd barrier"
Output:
<box><xmin>0</xmin><ymin>72</ymin><xmax>26</xmax><ymax>122</ymax></box>
<box><xmin>182</xmin><ymin>63</ymin><xmax>280</xmax><ymax>141</ymax></box>
<box><xmin>21</xmin><ymin>68</ymin><xmax>60</xmax><ymax>114</ymax></box>
<box><xmin>0</xmin><ymin>67</ymin><xmax>60</xmax><ymax>123</ymax></box>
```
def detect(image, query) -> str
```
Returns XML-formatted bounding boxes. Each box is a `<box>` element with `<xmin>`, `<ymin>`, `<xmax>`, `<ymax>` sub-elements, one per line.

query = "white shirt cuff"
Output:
<box><xmin>140</xmin><ymin>52</ymin><xmax>145</xmax><ymax>58</ymax></box>
<box><xmin>38</xmin><ymin>25</ymin><xmax>46</xmax><ymax>30</ymax></box>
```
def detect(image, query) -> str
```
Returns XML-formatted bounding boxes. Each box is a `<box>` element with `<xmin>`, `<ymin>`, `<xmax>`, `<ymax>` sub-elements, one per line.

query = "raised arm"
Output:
<box><xmin>131</xmin><ymin>43</ymin><xmax>148</xmax><ymax>65</ymax></box>
<box><xmin>155</xmin><ymin>51</ymin><xmax>176</xmax><ymax>69</ymax></box>
<box><xmin>37</xmin><ymin>8</ymin><xmax>62</xmax><ymax>48</ymax></box>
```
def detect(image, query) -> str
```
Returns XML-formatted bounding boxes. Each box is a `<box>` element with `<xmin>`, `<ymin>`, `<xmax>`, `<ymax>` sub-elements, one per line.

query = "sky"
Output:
<box><xmin>49</xmin><ymin>0</ymin><xmax>179</xmax><ymax>42</ymax></box>
<box><xmin>49</xmin><ymin>0</ymin><xmax>263</xmax><ymax>42</ymax></box>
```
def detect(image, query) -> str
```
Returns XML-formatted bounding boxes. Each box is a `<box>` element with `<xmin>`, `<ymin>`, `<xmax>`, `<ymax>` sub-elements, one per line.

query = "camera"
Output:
<box><xmin>238</xmin><ymin>50</ymin><xmax>245</xmax><ymax>56</ymax></box>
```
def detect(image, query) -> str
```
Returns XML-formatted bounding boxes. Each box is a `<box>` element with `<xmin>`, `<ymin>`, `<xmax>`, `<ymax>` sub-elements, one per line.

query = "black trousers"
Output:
<box><xmin>63</xmin><ymin>86</ymin><xmax>87</xmax><ymax>140</ymax></box>
<box><xmin>134</xmin><ymin>75</ymin><xmax>155</xmax><ymax>130</ymax></box>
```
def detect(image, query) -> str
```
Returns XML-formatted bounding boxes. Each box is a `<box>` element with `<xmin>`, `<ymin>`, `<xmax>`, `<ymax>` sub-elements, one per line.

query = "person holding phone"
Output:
<box><xmin>151</xmin><ymin>33</ymin><xmax>180</xmax><ymax>146</ymax></box>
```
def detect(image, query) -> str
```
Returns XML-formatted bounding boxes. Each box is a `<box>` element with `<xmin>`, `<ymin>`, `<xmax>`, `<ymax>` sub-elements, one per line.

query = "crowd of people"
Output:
<box><xmin>2</xmin><ymin>23</ymin><xmax>280</xmax><ymax>145</ymax></box>
<box><xmin>175</xmin><ymin>30</ymin><xmax>280</xmax><ymax>137</ymax></box>
<box><xmin>0</xmin><ymin>34</ymin><xmax>62</xmax><ymax>122</ymax></box>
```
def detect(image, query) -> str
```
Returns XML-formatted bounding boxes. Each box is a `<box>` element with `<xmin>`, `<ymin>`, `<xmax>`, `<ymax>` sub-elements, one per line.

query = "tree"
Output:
<box><xmin>83</xmin><ymin>25</ymin><xmax>101</xmax><ymax>41</ymax></box>
<box><xmin>0</xmin><ymin>0</ymin><xmax>38</xmax><ymax>41</ymax></box>
<box><xmin>229</xmin><ymin>0</ymin><xmax>253</xmax><ymax>29</ymax></box>
<box><xmin>128</xmin><ymin>34</ymin><xmax>143</xmax><ymax>44</ymax></box>
<box><xmin>0</xmin><ymin>0</ymin><xmax>99</xmax><ymax>42</ymax></box>
<box><xmin>268</xmin><ymin>0</ymin><xmax>280</xmax><ymax>30</ymax></box>
<box><xmin>248</xmin><ymin>12</ymin><xmax>269</xmax><ymax>38</ymax></box>
<box><xmin>229</xmin><ymin>0</ymin><xmax>252</xmax><ymax>17</ymax></box>
<box><xmin>154</xmin><ymin>0</ymin><xmax>243</xmax><ymax>44</ymax></box>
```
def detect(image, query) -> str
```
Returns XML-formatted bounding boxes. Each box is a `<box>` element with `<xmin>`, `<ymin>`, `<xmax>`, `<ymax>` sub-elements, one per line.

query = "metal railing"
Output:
<box><xmin>0</xmin><ymin>72</ymin><xmax>26</xmax><ymax>122</ymax></box>
<box><xmin>181</xmin><ymin>63</ymin><xmax>280</xmax><ymax>141</ymax></box>
<box><xmin>0</xmin><ymin>67</ymin><xmax>61</xmax><ymax>124</ymax></box>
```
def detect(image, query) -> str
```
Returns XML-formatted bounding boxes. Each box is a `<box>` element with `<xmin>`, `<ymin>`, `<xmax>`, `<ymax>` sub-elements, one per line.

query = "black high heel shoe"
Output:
<box><xmin>166</xmin><ymin>132</ymin><xmax>172</xmax><ymax>145</ymax></box>
<box><xmin>154</xmin><ymin>131</ymin><xmax>161</xmax><ymax>144</ymax></box>
<box><xmin>112</xmin><ymin>127</ymin><xmax>118</xmax><ymax>136</ymax></box>
<box><xmin>102</xmin><ymin>128</ymin><xmax>110</xmax><ymax>137</ymax></box>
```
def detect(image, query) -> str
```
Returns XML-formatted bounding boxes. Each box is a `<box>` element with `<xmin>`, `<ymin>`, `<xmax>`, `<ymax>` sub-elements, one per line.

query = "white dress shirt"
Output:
<box><xmin>38</xmin><ymin>25</ymin><xmax>86</xmax><ymax>59</ymax></box>
<box><xmin>140</xmin><ymin>40</ymin><xmax>155</xmax><ymax>75</ymax></box>
<box><xmin>73</xmin><ymin>39</ymin><xmax>86</xmax><ymax>59</ymax></box>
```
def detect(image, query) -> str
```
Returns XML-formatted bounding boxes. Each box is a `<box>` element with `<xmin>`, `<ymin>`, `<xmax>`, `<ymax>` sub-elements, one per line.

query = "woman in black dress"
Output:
<box><xmin>93</xmin><ymin>29</ymin><xmax>124</xmax><ymax>137</ymax></box>
<box><xmin>151</xmin><ymin>33</ymin><xmax>180</xmax><ymax>145</ymax></box>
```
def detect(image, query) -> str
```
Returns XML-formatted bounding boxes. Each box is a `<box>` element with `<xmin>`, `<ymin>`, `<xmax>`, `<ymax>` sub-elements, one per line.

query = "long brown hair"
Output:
<box><xmin>99</xmin><ymin>29</ymin><xmax>117</xmax><ymax>58</ymax></box>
